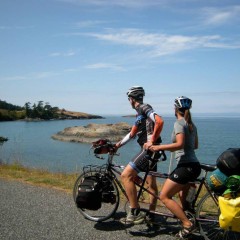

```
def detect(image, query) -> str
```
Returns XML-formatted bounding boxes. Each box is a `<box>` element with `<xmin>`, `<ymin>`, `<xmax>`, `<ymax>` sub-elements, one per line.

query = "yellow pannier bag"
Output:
<box><xmin>219</xmin><ymin>195</ymin><xmax>240</xmax><ymax>232</ymax></box>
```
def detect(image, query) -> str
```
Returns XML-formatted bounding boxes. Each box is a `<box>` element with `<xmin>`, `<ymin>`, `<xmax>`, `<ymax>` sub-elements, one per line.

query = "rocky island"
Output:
<box><xmin>57</xmin><ymin>109</ymin><xmax>103</xmax><ymax>120</ymax></box>
<box><xmin>52</xmin><ymin>122</ymin><xmax>131</xmax><ymax>143</ymax></box>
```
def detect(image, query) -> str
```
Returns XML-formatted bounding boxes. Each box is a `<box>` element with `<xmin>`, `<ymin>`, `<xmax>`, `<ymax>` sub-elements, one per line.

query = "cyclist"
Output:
<box><xmin>115</xmin><ymin>86</ymin><xmax>164</xmax><ymax>224</ymax></box>
<box><xmin>145</xmin><ymin>96</ymin><xmax>201</xmax><ymax>238</ymax></box>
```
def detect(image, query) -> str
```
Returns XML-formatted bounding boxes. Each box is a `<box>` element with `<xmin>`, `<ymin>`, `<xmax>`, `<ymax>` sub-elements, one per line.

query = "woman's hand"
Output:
<box><xmin>149</xmin><ymin>145</ymin><xmax>162</xmax><ymax>152</ymax></box>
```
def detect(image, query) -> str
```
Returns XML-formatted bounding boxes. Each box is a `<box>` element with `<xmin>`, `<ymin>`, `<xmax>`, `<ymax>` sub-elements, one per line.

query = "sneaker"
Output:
<box><xmin>175</xmin><ymin>222</ymin><xmax>197</xmax><ymax>239</ymax></box>
<box><xmin>120</xmin><ymin>210</ymin><xmax>145</xmax><ymax>225</ymax></box>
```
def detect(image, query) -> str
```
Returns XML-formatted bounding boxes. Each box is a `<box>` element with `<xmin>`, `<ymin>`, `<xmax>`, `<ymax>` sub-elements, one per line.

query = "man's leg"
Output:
<box><xmin>121</xmin><ymin>164</ymin><xmax>138</xmax><ymax>208</ymax></box>
<box><xmin>120</xmin><ymin>164</ymin><xmax>145</xmax><ymax>224</ymax></box>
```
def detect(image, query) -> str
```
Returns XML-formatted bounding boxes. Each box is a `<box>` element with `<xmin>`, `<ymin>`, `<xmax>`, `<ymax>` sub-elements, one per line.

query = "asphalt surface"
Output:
<box><xmin>0</xmin><ymin>178</ymin><xmax>188</xmax><ymax>240</ymax></box>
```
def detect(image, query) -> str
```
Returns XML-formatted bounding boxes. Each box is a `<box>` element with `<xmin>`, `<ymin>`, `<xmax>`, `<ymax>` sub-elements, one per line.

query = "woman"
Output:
<box><xmin>144</xmin><ymin>96</ymin><xmax>201</xmax><ymax>238</ymax></box>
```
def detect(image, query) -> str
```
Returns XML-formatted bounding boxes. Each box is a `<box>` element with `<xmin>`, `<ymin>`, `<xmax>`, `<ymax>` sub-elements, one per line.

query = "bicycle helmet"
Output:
<box><xmin>174</xmin><ymin>96</ymin><xmax>192</xmax><ymax>110</ymax></box>
<box><xmin>126</xmin><ymin>86</ymin><xmax>145</xmax><ymax>100</ymax></box>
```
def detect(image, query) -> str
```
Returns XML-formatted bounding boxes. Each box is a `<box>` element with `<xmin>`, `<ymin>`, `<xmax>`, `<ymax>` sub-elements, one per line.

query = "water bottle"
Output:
<box><xmin>186</xmin><ymin>184</ymin><xmax>196</xmax><ymax>203</ymax></box>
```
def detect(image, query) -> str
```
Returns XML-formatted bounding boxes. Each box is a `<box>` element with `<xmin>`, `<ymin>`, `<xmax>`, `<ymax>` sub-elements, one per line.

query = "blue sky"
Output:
<box><xmin>0</xmin><ymin>0</ymin><xmax>240</xmax><ymax>116</ymax></box>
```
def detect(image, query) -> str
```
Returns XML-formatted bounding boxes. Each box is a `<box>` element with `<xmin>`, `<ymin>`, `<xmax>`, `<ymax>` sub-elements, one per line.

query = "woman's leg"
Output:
<box><xmin>178</xmin><ymin>183</ymin><xmax>190</xmax><ymax>210</ymax></box>
<box><xmin>159</xmin><ymin>179</ymin><xmax>192</xmax><ymax>228</ymax></box>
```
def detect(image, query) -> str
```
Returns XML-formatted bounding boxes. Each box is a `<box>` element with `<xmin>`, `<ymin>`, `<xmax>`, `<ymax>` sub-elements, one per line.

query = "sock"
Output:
<box><xmin>131</xmin><ymin>208</ymin><xmax>140</xmax><ymax>216</ymax></box>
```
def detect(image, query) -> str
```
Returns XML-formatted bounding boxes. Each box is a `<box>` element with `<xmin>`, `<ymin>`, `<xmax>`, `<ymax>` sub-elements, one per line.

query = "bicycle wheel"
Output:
<box><xmin>73</xmin><ymin>170</ymin><xmax>120</xmax><ymax>222</ymax></box>
<box><xmin>196</xmin><ymin>192</ymin><xmax>240</xmax><ymax>240</ymax></box>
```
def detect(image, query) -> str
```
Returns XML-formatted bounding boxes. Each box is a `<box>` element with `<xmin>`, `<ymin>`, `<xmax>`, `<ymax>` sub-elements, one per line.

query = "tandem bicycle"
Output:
<box><xmin>73</xmin><ymin>139</ymin><xmax>240</xmax><ymax>240</ymax></box>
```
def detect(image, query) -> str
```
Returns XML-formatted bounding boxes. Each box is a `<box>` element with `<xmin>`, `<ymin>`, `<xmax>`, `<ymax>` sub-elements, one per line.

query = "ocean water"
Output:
<box><xmin>0</xmin><ymin>116</ymin><xmax>239</xmax><ymax>174</ymax></box>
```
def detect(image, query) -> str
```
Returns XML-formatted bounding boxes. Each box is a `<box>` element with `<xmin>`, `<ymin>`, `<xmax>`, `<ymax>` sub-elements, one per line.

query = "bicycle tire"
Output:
<box><xmin>196</xmin><ymin>192</ymin><xmax>240</xmax><ymax>240</ymax></box>
<box><xmin>73</xmin><ymin>170</ymin><xmax>120</xmax><ymax>222</ymax></box>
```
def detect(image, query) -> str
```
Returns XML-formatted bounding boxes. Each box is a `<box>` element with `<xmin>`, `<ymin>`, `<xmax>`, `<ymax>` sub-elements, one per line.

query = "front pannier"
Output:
<box><xmin>216</xmin><ymin>148</ymin><xmax>240</xmax><ymax>176</ymax></box>
<box><xmin>75</xmin><ymin>175</ymin><xmax>102</xmax><ymax>210</ymax></box>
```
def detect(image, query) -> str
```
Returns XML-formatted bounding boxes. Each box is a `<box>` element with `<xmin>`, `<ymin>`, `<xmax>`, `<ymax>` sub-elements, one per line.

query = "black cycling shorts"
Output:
<box><xmin>169</xmin><ymin>162</ymin><xmax>201</xmax><ymax>184</ymax></box>
<box><xmin>129</xmin><ymin>149</ymin><xmax>159</xmax><ymax>173</ymax></box>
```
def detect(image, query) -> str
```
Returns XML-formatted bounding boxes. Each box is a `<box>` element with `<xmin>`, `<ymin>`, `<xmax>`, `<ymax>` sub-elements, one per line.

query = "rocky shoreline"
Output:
<box><xmin>52</xmin><ymin>122</ymin><xmax>131</xmax><ymax>143</ymax></box>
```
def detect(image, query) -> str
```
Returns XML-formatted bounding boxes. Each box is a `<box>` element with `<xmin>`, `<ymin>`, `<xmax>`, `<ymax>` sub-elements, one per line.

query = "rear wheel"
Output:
<box><xmin>73</xmin><ymin>170</ymin><xmax>120</xmax><ymax>222</ymax></box>
<box><xmin>196</xmin><ymin>192</ymin><xmax>240</xmax><ymax>240</ymax></box>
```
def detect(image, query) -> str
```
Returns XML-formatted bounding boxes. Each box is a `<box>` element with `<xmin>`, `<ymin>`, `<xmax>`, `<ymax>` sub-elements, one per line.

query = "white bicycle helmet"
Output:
<box><xmin>174</xmin><ymin>96</ymin><xmax>192</xmax><ymax>110</ymax></box>
<box><xmin>126</xmin><ymin>86</ymin><xmax>145</xmax><ymax>100</ymax></box>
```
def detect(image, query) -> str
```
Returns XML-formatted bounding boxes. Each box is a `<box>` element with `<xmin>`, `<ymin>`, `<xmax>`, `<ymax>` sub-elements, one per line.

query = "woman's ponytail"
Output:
<box><xmin>184</xmin><ymin>109</ymin><xmax>193</xmax><ymax>132</ymax></box>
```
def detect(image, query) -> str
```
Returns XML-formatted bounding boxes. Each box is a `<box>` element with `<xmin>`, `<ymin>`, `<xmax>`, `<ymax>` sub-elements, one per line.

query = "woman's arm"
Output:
<box><xmin>146</xmin><ymin>133</ymin><xmax>185</xmax><ymax>152</ymax></box>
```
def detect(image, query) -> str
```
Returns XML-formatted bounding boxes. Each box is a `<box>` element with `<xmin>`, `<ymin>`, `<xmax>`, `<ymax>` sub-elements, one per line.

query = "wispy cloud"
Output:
<box><xmin>202</xmin><ymin>5</ymin><xmax>240</xmax><ymax>26</ymax></box>
<box><xmin>58</xmin><ymin>0</ymin><xmax>170</xmax><ymax>8</ymax></box>
<box><xmin>49</xmin><ymin>50</ymin><xmax>76</xmax><ymax>57</ymax></box>
<box><xmin>85</xmin><ymin>63</ymin><xmax>125</xmax><ymax>71</ymax></box>
<box><xmin>73</xmin><ymin>20</ymin><xmax>106</xmax><ymax>28</ymax></box>
<box><xmin>0</xmin><ymin>71</ymin><xmax>60</xmax><ymax>81</ymax></box>
<box><xmin>0</xmin><ymin>25</ymin><xmax>34</xmax><ymax>30</ymax></box>
<box><xmin>87</xmin><ymin>29</ymin><xmax>240</xmax><ymax>57</ymax></box>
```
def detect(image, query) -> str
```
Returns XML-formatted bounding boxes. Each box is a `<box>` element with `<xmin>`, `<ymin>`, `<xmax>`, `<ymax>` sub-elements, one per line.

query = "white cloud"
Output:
<box><xmin>0</xmin><ymin>71</ymin><xmax>60</xmax><ymax>81</ymax></box>
<box><xmin>73</xmin><ymin>20</ymin><xmax>106</xmax><ymax>28</ymax></box>
<box><xmin>85</xmin><ymin>63</ymin><xmax>125</xmax><ymax>71</ymax></box>
<box><xmin>202</xmin><ymin>6</ymin><xmax>240</xmax><ymax>26</ymax></box>
<box><xmin>0</xmin><ymin>25</ymin><xmax>34</xmax><ymax>30</ymax></box>
<box><xmin>87</xmin><ymin>29</ymin><xmax>240</xmax><ymax>57</ymax></box>
<box><xmin>58</xmin><ymin>0</ymin><xmax>170</xmax><ymax>8</ymax></box>
<box><xmin>49</xmin><ymin>50</ymin><xmax>76</xmax><ymax>57</ymax></box>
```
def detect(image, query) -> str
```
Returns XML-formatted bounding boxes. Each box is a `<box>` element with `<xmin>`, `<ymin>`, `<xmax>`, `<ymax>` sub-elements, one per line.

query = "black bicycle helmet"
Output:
<box><xmin>174</xmin><ymin>96</ymin><xmax>192</xmax><ymax>110</ymax></box>
<box><xmin>126</xmin><ymin>86</ymin><xmax>145</xmax><ymax>100</ymax></box>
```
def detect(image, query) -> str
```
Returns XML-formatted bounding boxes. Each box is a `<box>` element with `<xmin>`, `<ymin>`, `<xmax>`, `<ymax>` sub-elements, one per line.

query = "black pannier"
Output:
<box><xmin>75</xmin><ymin>175</ymin><xmax>102</xmax><ymax>210</ymax></box>
<box><xmin>216</xmin><ymin>148</ymin><xmax>240</xmax><ymax>176</ymax></box>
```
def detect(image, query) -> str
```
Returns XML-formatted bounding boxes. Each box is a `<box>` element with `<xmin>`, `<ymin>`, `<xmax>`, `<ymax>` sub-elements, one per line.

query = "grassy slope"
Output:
<box><xmin>0</xmin><ymin>163</ymin><xmax>78</xmax><ymax>193</ymax></box>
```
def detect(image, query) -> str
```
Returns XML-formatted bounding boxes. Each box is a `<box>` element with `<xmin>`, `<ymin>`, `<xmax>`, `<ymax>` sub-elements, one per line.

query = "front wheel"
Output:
<box><xmin>73</xmin><ymin>170</ymin><xmax>120</xmax><ymax>222</ymax></box>
<box><xmin>196</xmin><ymin>192</ymin><xmax>240</xmax><ymax>240</ymax></box>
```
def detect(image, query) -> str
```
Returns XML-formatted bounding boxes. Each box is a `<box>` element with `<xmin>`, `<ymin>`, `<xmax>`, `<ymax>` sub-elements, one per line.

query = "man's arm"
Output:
<box><xmin>150</xmin><ymin>113</ymin><xmax>164</xmax><ymax>143</ymax></box>
<box><xmin>115</xmin><ymin>125</ymin><xmax>138</xmax><ymax>148</ymax></box>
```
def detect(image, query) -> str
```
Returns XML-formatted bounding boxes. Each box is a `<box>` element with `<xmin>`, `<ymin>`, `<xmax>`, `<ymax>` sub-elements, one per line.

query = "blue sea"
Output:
<box><xmin>0</xmin><ymin>116</ymin><xmax>239</xmax><ymax>174</ymax></box>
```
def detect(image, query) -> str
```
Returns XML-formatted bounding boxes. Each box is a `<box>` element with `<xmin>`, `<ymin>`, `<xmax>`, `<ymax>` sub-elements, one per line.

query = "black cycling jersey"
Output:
<box><xmin>135</xmin><ymin>103</ymin><xmax>162</xmax><ymax>146</ymax></box>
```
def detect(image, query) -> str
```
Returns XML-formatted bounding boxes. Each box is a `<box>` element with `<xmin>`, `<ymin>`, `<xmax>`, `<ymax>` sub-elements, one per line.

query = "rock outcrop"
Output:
<box><xmin>52</xmin><ymin>122</ymin><xmax>131</xmax><ymax>143</ymax></box>
<box><xmin>57</xmin><ymin>109</ymin><xmax>103</xmax><ymax>120</ymax></box>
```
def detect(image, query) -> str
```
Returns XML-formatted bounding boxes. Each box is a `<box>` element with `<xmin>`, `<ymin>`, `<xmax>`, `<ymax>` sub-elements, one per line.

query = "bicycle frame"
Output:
<box><xmin>104</xmin><ymin>151</ymin><xmax>219</xmax><ymax>224</ymax></box>
<box><xmin>75</xmin><ymin>147</ymin><xmax>240</xmax><ymax>240</ymax></box>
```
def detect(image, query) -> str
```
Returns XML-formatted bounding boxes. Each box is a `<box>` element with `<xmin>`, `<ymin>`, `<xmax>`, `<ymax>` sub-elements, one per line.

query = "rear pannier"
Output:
<box><xmin>216</xmin><ymin>148</ymin><xmax>240</xmax><ymax>176</ymax></box>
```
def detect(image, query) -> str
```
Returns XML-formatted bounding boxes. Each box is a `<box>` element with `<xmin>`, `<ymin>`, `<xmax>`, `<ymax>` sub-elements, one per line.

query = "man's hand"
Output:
<box><xmin>114</xmin><ymin>142</ymin><xmax>121</xmax><ymax>149</ymax></box>
<box><xmin>143</xmin><ymin>141</ymin><xmax>153</xmax><ymax>150</ymax></box>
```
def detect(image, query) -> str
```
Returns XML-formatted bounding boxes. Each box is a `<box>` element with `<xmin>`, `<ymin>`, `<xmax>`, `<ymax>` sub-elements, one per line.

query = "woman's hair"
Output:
<box><xmin>177</xmin><ymin>108</ymin><xmax>194</xmax><ymax>132</ymax></box>
<box><xmin>184</xmin><ymin>109</ymin><xmax>194</xmax><ymax>132</ymax></box>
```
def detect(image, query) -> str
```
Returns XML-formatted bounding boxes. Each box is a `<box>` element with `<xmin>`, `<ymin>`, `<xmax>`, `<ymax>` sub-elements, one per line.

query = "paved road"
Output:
<box><xmin>0</xmin><ymin>178</ymin><xmax>184</xmax><ymax>240</ymax></box>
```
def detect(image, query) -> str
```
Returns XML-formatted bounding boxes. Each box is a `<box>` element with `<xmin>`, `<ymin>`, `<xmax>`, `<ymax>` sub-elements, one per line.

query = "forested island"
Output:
<box><xmin>0</xmin><ymin>100</ymin><xmax>103</xmax><ymax>121</ymax></box>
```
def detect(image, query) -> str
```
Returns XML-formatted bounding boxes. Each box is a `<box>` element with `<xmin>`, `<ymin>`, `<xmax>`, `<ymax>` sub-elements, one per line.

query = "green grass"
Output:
<box><xmin>0</xmin><ymin>162</ymin><xmax>79</xmax><ymax>193</ymax></box>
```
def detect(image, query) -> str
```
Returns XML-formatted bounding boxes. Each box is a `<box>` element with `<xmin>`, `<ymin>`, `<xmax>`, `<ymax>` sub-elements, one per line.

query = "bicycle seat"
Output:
<box><xmin>200</xmin><ymin>163</ymin><xmax>217</xmax><ymax>172</ymax></box>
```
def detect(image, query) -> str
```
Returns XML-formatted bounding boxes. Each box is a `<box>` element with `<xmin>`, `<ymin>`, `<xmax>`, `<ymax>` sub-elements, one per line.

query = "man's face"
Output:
<box><xmin>128</xmin><ymin>97</ymin><xmax>135</xmax><ymax>109</ymax></box>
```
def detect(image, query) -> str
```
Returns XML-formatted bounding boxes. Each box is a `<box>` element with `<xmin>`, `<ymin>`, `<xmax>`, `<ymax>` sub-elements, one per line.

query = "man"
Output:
<box><xmin>115</xmin><ymin>86</ymin><xmax>164</xmax><ymax>224</ymax></box>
